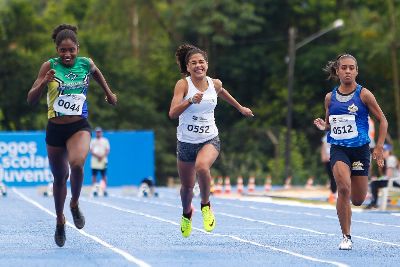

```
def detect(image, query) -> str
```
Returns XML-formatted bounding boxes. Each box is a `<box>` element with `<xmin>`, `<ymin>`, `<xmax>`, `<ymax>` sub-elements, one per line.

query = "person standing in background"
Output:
<box><xmin>368</xmin><ymin>116</ymin><xmax>377</xmax><ymax>179</ymax></box>
<box><xmin>90</xmin><ymin>127</ymin><xmax>110</xmax><ymax>194</ymax></box>
<box><xmin>321</xmin><ymin>133</ymin><xmax>337</xmax><ymax>203</ymax></box>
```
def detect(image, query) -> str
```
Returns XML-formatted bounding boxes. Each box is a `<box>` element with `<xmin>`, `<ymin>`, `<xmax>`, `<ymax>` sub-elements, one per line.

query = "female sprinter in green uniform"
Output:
<box><xmin>27</xmin><ymin>24</ymin><xmax>117</xmax><ymax>247</ymax></box>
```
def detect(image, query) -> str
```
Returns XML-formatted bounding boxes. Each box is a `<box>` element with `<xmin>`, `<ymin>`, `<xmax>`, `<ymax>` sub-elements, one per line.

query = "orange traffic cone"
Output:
<box><xmin>328</xmin><ymin>192</ymin><xmax>336</xmax><ymax>204</ymax></box>
<box><xmin>215</xmin><ymin>176</ymin><xmax>223</xmax><ymax>194</ymax></box>
<box><xmin>264</xmin><ymin>175</ymin><xmax>272</xmax><ymax>192</ymax></box>
<box><xmin>248</xmin><ymin>176</ymin><xmax>256</xmax><ymax>193</ymax></box>
<box><xmin>237</xmin><ymin>176</ymin><xmax>244</xmax><ymax>194</ymax></box>
<box><xmin>283</xmin><ymin>176</ymin><xmax>292</xmax><ymax>189</ymax></box>
<box><xmin>224</xmin><ymin>176</ymin><xmax>231</xmax><ymax>194</ymax></box>
<box><xmin>305</xmin><ymin>176</ymin><xmax>314</xmax><ymax>189</ymax></box>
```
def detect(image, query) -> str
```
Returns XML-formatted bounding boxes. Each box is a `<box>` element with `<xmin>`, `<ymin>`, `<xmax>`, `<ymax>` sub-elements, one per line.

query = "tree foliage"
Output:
<box><xmin>1</xmin><ymin>0</ymin><xmax>399</xmax><ymax>185</ymax></box>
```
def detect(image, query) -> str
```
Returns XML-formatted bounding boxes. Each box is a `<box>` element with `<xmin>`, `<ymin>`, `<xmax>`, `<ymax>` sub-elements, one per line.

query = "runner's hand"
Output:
<box><xmin>239</xmin><ymin>106</ymin><xmax>254</xmax><ymax>117</ymax></box>
<box><xmin>44</xmin><ymin>69</ymin><xmax>55</xmax><ymax>83</ymax></box>
<box><xmin>314</xmin><ymin>118</ymin><xmax>327</xmax><ymax>131</ymax></box>
<box><xmin>105</xmin><ymin>92</ymin><xmax>117</xmax><ymax>105</ymax></box>
<box><xmin>373</xmin><ymin>145</ymin><xmax>385</xmax><ymax>168</ymax></box>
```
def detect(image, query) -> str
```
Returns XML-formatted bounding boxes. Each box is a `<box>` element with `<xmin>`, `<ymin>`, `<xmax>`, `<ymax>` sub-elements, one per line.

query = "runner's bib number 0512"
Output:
<box><xmin>53</xmin><ymin>94</ymin><xmax>86</xmax><ymax>115</ymax></box>
<box><xmin>329</xmin><ymin>114</ymin><xmax>358</xmax><ymax>140</ymax></box>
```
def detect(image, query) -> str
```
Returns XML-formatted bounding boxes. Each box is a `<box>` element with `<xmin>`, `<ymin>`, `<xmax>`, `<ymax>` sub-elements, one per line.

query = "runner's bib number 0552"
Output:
<box><xmin>53</xmin><ymin>94</ymin><xmax>86</xmax><ymax>115</ymax></box>
<box><xmin>329</xmin><ymin>114</ymin><xmax>358</xmax><ymax>140</ymax></box>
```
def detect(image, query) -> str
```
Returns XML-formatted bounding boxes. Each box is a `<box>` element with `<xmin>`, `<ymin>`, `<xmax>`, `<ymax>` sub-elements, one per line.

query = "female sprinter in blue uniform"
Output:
<box><xmin>314</xmin><ymin>54</ymin><xmax>387</xmax><ymax>250</ymax></box>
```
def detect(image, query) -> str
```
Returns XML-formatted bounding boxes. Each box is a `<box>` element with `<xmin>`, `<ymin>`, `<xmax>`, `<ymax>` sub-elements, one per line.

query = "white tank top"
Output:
<box><xmin>177</xmin><ymin>76</ymin><xmax>218</xmax><ymax>143</ymax></box>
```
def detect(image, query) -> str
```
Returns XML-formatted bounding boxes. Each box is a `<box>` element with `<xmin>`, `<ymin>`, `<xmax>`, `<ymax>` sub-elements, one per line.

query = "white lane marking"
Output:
<box><xmin>85</xmin><ymin>198</ymin><xmax>348</xmax><ymax>267</ymax></box>
<box><xmin>324</xmin><ymin>215</ymin><xmax>400</xmax><ymax>228</ymax></box>
<box><xmin>352</xmin><ymin>235</ymin><xmax>400</xmax><ymax>247</ymax></box>
<box><xmin>217</xmin><ymin>212</ymin><xmax>332</xmax><ymax>235</ymax></box>
<box><xmin>110</xmin><ymin>195</ymin><xmax>332</xmax><ymax>235</ymax></box>
<box><xmin>214</xmin><ymin>201</ymin><xmax>400</xmax><ymax>228</ymax></box>
<box><xmin>111</xmin><ymin>194</ymin><xmax>400</xmax><ymax>247</ymax></box>
<box><xmin>12</xmin><ymin>188</ymin><xmax>151</xmax><ymax>267</ymax></box>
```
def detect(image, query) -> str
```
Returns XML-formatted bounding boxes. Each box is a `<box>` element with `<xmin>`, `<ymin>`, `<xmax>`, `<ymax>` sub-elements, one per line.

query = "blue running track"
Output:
<box><xmin>1</xmin><ymin>187</ymin><xmax>399</xmax><ymax>267</ymax></box>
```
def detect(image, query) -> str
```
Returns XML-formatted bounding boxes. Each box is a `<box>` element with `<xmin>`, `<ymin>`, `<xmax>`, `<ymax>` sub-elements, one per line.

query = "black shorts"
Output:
<box><xmin>177</xmin><ymin>136</ymin><xmax>221</xmax><ymax>162</ymax></box>
<box><xmin>92</xmin><ymin>168</ymin><xmax>107</xmax><ymax>176</ymax></box>
<box><xmin>330</xmin><ymin>143</ymin><xmax>370</xmax><ymax>176</ymax></box>
<box><xmin>46</xmin><ymin>119</ymin><xmax>91</xmax><ymax>147</ymax></box>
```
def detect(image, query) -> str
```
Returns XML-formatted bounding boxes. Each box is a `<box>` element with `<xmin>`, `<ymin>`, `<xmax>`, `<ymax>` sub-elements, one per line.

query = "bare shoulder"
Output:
<box><xmin>360</xmin><ymin>86</ymin><xmax>373</xmax><ymax>96</ymax></box>
<box><xmin>324</xmin><ymin>92</ymin><xmax>332</xmax><ymax>101</ymax></box>
<box><xmin>174</xmin><ymin>78</ymin><xmax>189</xmax><ymax>95</ymax></box>
<box><xmin>175</xmin><ymin>78</ymin><xmax>188</xmax><ymax>88</ymax></box>
<box><xmin>212</xmin><ymin>78</ymin><xmax>222</xmax><ymax>94</ymax></box>
<box><xmin>37</xmin><ymin>61</ymin><xmax>51</xmax><ymax>77</ymax></box>
<box><xmin>212</xmin><ymin>78</ymin><xmax>222</xmax><ymax>88</ymax></box>
<box><xmin>41</xmin><ymin>61</ymin><xmax>51</xmax><ymax>70</ymax></box>
<box><xmin>88</xmin><ymin>57</ymin><xmax>95</xmax><ymax>67</ymax></box>
<box><xmin>360</xmin><ymin>87</ymin><xmax>375</xmax><ymax>102</ymax></box>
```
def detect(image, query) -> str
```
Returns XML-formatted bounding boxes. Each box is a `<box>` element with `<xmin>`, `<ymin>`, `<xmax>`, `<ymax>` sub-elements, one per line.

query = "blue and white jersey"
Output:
<box><xmin>327</xmin><ymin>84</ymin><xmax>370</xmax><ymax>147</ymax></box>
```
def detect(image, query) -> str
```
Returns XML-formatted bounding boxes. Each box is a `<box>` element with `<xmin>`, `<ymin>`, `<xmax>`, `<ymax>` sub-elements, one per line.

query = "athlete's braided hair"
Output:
<box><xmin>175</xmin><ymin>43</ymin><xmax>208</xmax><ymax>76</ymax></box>
<box><xmin>51</xmin><ymin>24</ymin><xmax>78</xmax><ymax>46</ymax></box>
<box><xmin>323</xmin><ymin>54</ymin><xmax>358</xmax><ymax>81</ymax></box>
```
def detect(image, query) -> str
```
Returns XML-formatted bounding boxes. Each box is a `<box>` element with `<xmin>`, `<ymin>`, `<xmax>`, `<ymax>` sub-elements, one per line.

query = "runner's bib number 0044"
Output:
<box><xmin>53</xmin><ymin>94</ymin><xmax>86</xmax><ymax>115</ymax></box>
<box><xmin>329</xmin><ymin>114</ymin><xmax>358</xmax><ymax>140</ymax></box>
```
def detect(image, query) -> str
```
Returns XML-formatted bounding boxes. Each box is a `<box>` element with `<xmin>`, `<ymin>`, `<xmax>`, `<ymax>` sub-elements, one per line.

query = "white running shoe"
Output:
<box><xmin>338</xmin><ymin>235</ymin><xmax>353</xmax><ymax>250</ymax></box>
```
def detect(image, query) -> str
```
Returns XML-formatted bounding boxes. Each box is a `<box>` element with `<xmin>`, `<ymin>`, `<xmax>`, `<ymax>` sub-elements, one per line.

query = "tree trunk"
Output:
<box><xmin>387</xmin><ymin>0</ymin><xmax>400</xmax><ymax>141</ymax></box>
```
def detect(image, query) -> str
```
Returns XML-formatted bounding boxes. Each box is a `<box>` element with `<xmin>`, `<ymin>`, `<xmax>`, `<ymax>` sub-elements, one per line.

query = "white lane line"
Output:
<box><xmin>217</xmin><ymin>212</ymin><xmax>332</xmax><ymax>235</ymax></box>
<box><xmin>111</xmin><ymin>194</ymin><xmax>400</xmax><ymax>247</ymax></box>
<box><xmin>12</xmin><ymin>188</ymin><xmax>151</xmax><ymax>267</ymax></box>
<box><xmin>324</xmin><ymin>215</ymin><xmax>400</xmax><ymax>228</ymax></box>
<box><xmin>215</xmin><ymin>202</ymin><xmax>400</xmax><ymax>229</ymax></box>
<box><xmin>85</xmin><ymin>198</ymin><xmax>348</xmax><ymax>267</ymax></box>
<box><xmin>110</xmin><ymin>195</ymin><xmax>332</xmax><ymax>235</ymax></box>
<box><xmin>352</xmin><ymin>235</ymin><xmax>400</xmax><ymax>247</ymax></box>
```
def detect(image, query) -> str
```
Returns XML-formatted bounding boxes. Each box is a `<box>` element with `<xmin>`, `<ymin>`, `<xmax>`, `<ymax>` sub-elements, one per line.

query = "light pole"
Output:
<box><xmin>284</xmin><ymin>19</ymin><xmax>344</xmax><ymax>180</ymax></box>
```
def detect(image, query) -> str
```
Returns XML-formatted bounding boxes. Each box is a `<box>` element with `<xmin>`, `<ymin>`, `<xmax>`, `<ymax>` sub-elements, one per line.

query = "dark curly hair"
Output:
<box><xmin>175</xmin><ymin>43</ymin><xmax>208</xmax><ymax>76</ymax></box>
<box><xmin>323</xmin><ymin>53</ymin><xmax>358</xmax><ymax>81</ymax></box>
<box><xmin>51</xmin><ymin>24</ymin><xmax>78</xmax><ymax>46</ymax></box>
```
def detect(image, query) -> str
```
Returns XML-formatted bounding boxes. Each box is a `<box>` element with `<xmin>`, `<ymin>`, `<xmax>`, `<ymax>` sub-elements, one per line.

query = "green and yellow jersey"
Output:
<box><xmin>47</xmin><ymin>57</ymin><xmax>91</xmax><ymax>119</ymax></box>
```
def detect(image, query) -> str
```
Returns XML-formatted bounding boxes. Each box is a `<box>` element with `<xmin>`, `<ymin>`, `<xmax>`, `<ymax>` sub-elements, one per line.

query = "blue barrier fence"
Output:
<box><xmin>0</xmin><ymin>130</ymin><xmax>154</xmax><ymax>186</ymax></box>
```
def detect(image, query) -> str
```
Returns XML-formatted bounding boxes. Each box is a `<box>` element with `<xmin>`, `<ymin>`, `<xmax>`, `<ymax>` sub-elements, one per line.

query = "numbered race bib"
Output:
<box><xmin>53</xmin><ymin>94</ymin><xmax>86</xmax><ymax>115</ymax></box>
<box><xmin>186</xmin><ymin>124</ymin><xmax>216</xmax><ymax>135</ymax></box>
<box><xmin>329</xmin><ymin>114</ymin><xmax>358</xmax><ymax>140</ymax></box>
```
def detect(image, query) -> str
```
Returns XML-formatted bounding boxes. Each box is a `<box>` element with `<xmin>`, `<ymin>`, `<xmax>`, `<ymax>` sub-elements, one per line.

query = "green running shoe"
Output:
<box><xmin>180</xmin><ymin>216</ymin><xmax>192</xmax><ymax>238</ymax></box>
<box><xmin>201</xmin><ymin>206</ymin><xmax>215</xmax><ymax>232</ymax></box>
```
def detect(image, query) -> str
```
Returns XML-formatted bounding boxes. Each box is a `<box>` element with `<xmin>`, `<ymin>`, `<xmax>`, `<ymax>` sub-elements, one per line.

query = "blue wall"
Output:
<box><xmin>0</xmin><ymin>131</ymin><xmax>154</xmax><ymax>186</ymax></box>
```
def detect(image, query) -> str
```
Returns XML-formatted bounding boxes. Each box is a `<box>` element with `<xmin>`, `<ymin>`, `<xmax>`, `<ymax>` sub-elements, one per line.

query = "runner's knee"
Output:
<box><xmin>195</xmin><ymin>163</ymin><xmax>210</xmax><ymax>177</ymax></box>
<box><xmin>352</xmin><ymin>198</ymin><xmax>364</xmax><ymax>206</ymax></box>
<box><xmin>337</xmin><ymin>186</ymin><xmax>351</xmax><ymax>198</ymax></box>
<box><xmin>69</xmin><ymin>162</ymin><xmax>84</xmax><ymax>175</ymax></box>
<box><xmin>53</xmin><ymin>173</ymin><xmax>68</xmax><ymax>187</ymax></box>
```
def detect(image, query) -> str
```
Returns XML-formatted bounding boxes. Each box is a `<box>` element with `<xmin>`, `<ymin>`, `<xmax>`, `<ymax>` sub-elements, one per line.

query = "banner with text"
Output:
<box><xmin>0</xmin><ymin>131</ymin><xmax>154</xmax><ymax>186</ymax></box>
